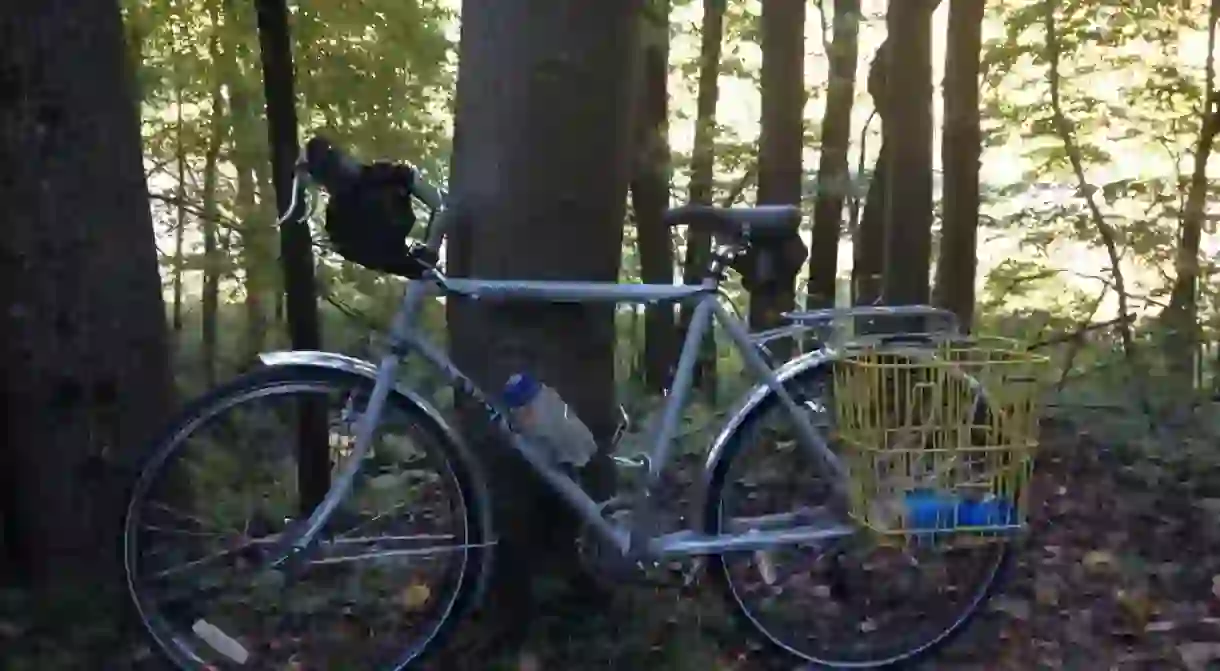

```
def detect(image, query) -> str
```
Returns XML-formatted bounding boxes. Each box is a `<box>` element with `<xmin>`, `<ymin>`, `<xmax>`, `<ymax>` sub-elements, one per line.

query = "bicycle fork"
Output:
<box><xmin>266</xmin><ymin>353</ymin><xmax>402</xmax><ymax>569</ymax></box>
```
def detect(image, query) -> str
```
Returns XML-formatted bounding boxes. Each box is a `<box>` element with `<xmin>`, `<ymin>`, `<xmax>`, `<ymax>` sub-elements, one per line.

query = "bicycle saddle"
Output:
<box><xmin>662</xmin><ymin>204</ymin><xmax>801</xmax><ymax>240</ymax></box>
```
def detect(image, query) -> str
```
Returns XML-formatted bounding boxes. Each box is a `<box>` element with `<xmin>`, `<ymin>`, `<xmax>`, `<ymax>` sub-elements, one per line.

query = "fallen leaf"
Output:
<box><xmin>1117</xmin><ymin>588</ymin><xmax>1153</xmax><ymax>630</ymax></box>
<box><xmin>518</xmin><ymin>651</ymin><xmax>541</xmax><ymax>671</ymax></box>
<box><xmin>1082</xmin><ymin>550</ymin><xmax>1118</xmax><ymax>575</ymax></box>
<box><xmin>1179</xmin><ymin>642</ymin><xmax>1220</xmax><ymax>671</ymax></box>
<box><xmin>754</xmin><ymin>550</ymin><xmax>777</xmax><ymax>586</ymax></box>
<box><xmin>1035</xmin><ymin>575</ymin><xmax>1060</xmax><ymax>607</ymax></box>
<box><xmin>399</xmin><ymin>583</ymin><xmax>432</xmax><ymax>611</ymax></box>
<box><xmin>991</xmin><ymin>597</ymin><xmax>1031</xmax><ymax>621</ymax></box>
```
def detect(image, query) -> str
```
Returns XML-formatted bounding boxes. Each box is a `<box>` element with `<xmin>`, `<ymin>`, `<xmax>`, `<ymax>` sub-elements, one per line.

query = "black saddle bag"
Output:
<box><xmin>323</xmin><ymin>162</ymin><xmax>421</xmax><ymax>276</ymax></box>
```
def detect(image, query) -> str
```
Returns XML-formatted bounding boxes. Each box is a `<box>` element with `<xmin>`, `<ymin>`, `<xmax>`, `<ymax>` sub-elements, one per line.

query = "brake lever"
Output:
<box><xmin>275</xmin><ymin>165</ymin><xmax>315</xmax><ymax>227</ymax></box>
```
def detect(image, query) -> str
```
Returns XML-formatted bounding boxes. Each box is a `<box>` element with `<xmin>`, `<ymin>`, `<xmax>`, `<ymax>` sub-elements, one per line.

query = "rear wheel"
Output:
<box><xmin>703</xmin><ymin>364</ymin><xmax>1010</xmax><ymax>668</ymax></box>
<box><xmin>123</xmin><ymin>365</ymin><xmax>492</xmax><ymax>670</ymax></box>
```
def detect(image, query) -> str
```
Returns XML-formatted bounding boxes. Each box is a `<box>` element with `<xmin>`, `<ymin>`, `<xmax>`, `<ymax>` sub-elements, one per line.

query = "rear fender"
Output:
<box><xmin>692</xmin><ymin>348</ymin><xmax>842</xmax><ymax>529</ymax></box>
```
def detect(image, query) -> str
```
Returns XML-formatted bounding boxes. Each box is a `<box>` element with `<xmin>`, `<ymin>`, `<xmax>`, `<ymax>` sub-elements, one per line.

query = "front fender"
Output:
<box><xmin>256</xmin><ymin>350</ymin><xmax>461</xmax><ymax>451</ymax></box>
<box><xmin>694</xmin><ymin>348</ymin><xmax>842</xmax><ymax>527</ymax></box>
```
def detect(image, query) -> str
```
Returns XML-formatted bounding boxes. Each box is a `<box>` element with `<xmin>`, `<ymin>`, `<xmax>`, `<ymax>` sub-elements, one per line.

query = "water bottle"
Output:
<box><xmin>903</xmin><ymin>489</ymin><xmax>1017</xmax><ymax>531</ymax></box>
<box><xmin>502</xmin><ymin>372</ymin><xmax>598</xmax><ymax>469</ymax></box>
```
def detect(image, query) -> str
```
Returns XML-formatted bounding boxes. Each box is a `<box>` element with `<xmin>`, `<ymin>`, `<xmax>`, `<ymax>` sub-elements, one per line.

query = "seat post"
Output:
<box><xmin>704</xmin><ymin>240</ymin><xmax>745</xmax><ymax>285</ymax></box>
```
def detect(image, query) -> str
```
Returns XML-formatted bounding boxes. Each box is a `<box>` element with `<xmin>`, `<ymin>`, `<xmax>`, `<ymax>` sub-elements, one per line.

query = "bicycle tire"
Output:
<box><xmin>702</xmin><ymin>363</ymin><xmax>1012</xmax><ymax>669</ymax></box>
<box><xmin>122</xmin><ymin>364</ymin><xmax>493</xmax><ymax>670</ymax></box>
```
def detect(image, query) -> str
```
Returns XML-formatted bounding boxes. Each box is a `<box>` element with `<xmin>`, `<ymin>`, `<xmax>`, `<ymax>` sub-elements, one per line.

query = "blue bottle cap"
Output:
<box><xmin>503</xmin><ymin>372</ymin><xmax>541</xmax><ymax>408</ymax></box>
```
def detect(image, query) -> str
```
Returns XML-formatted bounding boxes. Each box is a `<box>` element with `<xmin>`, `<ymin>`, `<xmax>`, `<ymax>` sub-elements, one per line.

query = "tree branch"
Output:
<box><xmin>1044</xmin><ymin>0</ymin><xmax>1149</xmax><ymax>417</ymax></box>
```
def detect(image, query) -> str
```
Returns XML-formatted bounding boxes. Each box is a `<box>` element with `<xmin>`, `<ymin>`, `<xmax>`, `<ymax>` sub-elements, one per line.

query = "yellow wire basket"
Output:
<box><xmin>831</xmin><ymin>336</ymin><xmax>1050</xmax><ymax>546</ymax></box>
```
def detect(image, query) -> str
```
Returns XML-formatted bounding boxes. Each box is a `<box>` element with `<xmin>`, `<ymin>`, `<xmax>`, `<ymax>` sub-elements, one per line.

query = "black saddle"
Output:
<box><xmin>662</xmin><ymin>204</ymin><xmax>801</xmax><ymax>240</ymax></box>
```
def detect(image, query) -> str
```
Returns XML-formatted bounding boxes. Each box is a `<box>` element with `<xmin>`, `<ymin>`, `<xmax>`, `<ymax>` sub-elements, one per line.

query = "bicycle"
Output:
<box><xmin>123</xmin><ymin>136</ymin><xmax>1023</xmax><ymax>670</ymax></box>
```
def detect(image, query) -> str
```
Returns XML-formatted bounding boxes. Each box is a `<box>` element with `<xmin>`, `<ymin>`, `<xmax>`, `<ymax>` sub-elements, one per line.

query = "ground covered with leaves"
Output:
<box><xmin>5</xmin><ymin>420</ymin><xmax>1220</xmax><ymax>670</ymax></box>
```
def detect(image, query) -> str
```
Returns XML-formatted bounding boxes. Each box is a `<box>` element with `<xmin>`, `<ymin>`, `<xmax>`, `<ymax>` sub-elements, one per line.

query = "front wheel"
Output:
<box><xmin>123</xmin><ymin>365</ymin><xmax>492</xmax><ymax>670</ymax></box>
<box><xmin>703</xmin><ymin>364</ymin><xmax>1010</xmax><ymax>669</ymax></box>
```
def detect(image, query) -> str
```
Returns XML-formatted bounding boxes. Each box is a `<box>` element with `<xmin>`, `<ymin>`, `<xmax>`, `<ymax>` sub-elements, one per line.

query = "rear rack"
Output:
<box><xmin>749</xmin><ymin>304</ymin><xmax>964</xmax><ymax>354</ymax></box>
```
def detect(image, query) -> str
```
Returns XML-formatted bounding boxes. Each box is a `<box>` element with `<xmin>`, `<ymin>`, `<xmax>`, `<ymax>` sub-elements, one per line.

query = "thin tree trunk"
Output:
<box><xmin>1164</xmin><ymin>0</ymin><xmax>1220</xmax><ymax>384</ymax></box>
<box><xmin>752</xmin><ymin>0</ymin><xmax>807</xmax><ymax>360</ymax></box>
<box><xmin>933</xmin><ymin>0</ymin><xmax>985</xmax><ymax>330</ymax></box>
<box><xmin>201</xmin><ymin>30</ymin><xmax>225</xmax><ymax>389</ymax></box>
<box><xmin>224</xmin><ymin>0</ymin><xmax>271</xmax><ymax>364</ymax></box>
<box><xmin>853</xmin><ymin>44</ymin><xmax>889</xmax><ymax>307</ymax></box>
<box><xmin>683</xmin><ymin>0</ymin><xmax>725</xmax><ymax>401</ymax></box>
<box><xmin>631</xmin><ymin>0</ymin><xmax>677</xmax><ymax>393</ymax></box>
<box><xmin>255</xmin><ymin>0</ymin><xmax>329</xmax><ymax>512</ymax></box>
<box><xmin>808</xmin><ymin>0</ymin><xmax>860</xmax><ymax>310</ymax></box>
<box><xmin>172</xmin><ymin>74</ymin><xmax>187</xmax><ymax>335</ymax></box>
<box><xmin>1044</xmin><ymin>0</ymin><xmax>1147</xmax><ymax>417</ymax></box>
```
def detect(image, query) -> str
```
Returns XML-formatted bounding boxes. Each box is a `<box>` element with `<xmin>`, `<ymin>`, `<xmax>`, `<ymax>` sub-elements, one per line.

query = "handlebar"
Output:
<box><xmin>276</xmin><ymin>135</ymin><xmax>446</xmax><ymax>227</ymax></box>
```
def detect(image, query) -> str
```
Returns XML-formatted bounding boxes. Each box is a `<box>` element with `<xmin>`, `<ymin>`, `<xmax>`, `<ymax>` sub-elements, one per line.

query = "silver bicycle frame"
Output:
<box><xmin>276</xmin><ymin>172</ymin><xmax>860</xmax><ymax>563</ymax></box>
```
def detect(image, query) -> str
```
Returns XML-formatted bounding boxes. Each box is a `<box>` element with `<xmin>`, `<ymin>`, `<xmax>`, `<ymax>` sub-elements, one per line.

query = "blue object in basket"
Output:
<box><xmin>904</xmin><ymin>489</ymin><xmax>1018</xmax><ymax>531</ymax></box>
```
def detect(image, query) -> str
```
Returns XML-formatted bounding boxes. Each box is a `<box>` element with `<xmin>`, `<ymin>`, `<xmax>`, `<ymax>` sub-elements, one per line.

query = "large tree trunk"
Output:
<box><xmin>881</xmin><ymin>0</ymin><xmax>939</xmax><ymax>307</ymax></box>
<box><xmin>445</xmin><ymin>0</ymin><xmax>640</xmax><ymax>654</ymax></box>
<box><xmin>0</xmin><ymin>0</ymin><xmax>173</xmax><ymax>586</ymax></box>
<box><xmin>934</xmin><ymin>0</ymin><xmax>985</xmax><ymax>331</ymax></box>
<box><xmin>632</xmin><ymin>0</ymin><xmax>677</xmax><ymax>393</ymax></box>
<box><xmin>752</xmin><ymin>0</ymin><xmax>807</xmax><ymax>359</ymax></box>
<box><xmin>683</xmin><ymin>0</ymin><xmax>726</xmax><ymax>401</ymax></box>
<box><xmin>808</xmin><ymin>0</ymin><xmax>861</xmax><ymax>311</ymax></box>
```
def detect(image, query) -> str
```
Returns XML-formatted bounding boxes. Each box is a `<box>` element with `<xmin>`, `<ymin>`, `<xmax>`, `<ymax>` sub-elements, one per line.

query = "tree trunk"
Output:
<box><xmin>808</xmin><ymin>0</ymin><xmax>860</xmax><ymax>311</ymax></box>
<box><xmin>683</xmin><ymin>0</ymin><xmax>725</xmax><ymax>401</ymax></box>
<box><xmin>225</xmin><ymin>0</ymin><xmax>272</xmax><ymax>364</ymax></box>
<box><xmin>631</xmin><ymin>0</ymin><xmax>677</xmax><ymax>393</ymax></box>
<box><xmin>934</xmin><ymin>0</ymin><xmax>985</xmax><ymax>331</ymax></box>
<box><xmin>200</xmin><ymin>38</ymin><xmax>225</xmax><ymax>388</ymax></box>
<box><xmin>445</xmin><ymin>0</ymin><xmax>640</xmax><ymax>654</ymax></box>
<box><xmin>255</xmin><ymin>0</ymin><xmax>330</xmax><ymax>512</ymax></box>
<box><xmin>1164</xmin><ymin>0</ymin><xmax>1220</xmax><ymax>384</ymax></box>
<box><xmin>0</xmin><ymin>0</ymin><xmax>173</xmax><ymax>587</ymax></box>
<box><xmin>172</xmin><ymin>77</ymin><xmax>188</xmax><ymax>336</ymax></box>
<box><xmin>853</xmin><ymin>44</ymin><xmax>889</xmax><ymax>307</ymax></box>
<box><xmin>881</xmin><ymin>0</ymin><xmax>939</xmax><ymax>308</ymax></box>
<box><xmin>753</xmin><ymin>0</ymin><xmax>806</xmax><ymax>352</ymax></box>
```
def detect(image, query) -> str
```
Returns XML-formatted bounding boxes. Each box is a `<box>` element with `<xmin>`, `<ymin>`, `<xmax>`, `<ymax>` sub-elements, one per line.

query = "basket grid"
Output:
<box><xmin>831</xmin><ymin>337</ymin><xmax>1049</xmax><ymax>544</ymax></box>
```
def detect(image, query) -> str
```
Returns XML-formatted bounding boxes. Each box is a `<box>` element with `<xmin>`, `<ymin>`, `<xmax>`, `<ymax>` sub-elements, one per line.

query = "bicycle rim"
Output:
<box><xmin>123</xmin><ymin>370</ymin><xmax>481</xmax><ymax>670</ymax></box>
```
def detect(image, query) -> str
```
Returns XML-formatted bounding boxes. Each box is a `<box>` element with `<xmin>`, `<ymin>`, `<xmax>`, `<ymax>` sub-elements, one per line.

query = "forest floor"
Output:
<box><xmin>5</xmin><ymin>421</ymin><xmax>1220</xmax><ymax>670</ymax></box>
<box><xmin>491</xmin><ymin>420</ymin><xmax>1220</xmax><ymax>671</ymax></box>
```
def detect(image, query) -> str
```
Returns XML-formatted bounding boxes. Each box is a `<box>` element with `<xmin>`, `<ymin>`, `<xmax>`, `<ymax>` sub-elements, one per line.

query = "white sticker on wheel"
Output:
<box><xmin>192</xmin><ymin>619</ymin><xmax>250</xmax><ymax>665</ymax></box>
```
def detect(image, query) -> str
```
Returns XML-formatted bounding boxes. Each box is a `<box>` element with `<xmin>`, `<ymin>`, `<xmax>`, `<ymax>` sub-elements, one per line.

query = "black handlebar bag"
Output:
<box><xmin>323</xmin><ymin>162</ymin><xmax>421</xmax><ymax>276</ymax></box>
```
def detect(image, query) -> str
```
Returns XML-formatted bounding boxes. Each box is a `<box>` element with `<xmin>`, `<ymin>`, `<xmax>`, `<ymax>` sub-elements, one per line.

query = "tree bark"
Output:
<box><xmin>632</xmin><ymin>0</ymin><xmax>677</xmax><ymax>393</ymax></box>
<box><xmin>682</xmin><ymin>0</ymin><xmax>726</xmax><ymax>401</ymax></box>
<box><xmin>1163</xmin><ymin>0</ymin><xmax>1220</xmax><ymax>384</ymax></box>
<box><xmin>201</xmin><ymin>32</ymin><xmax>225</xmax><ymax>388</ymax></box>
<box><xmin>853</xmin><ymin>43</ymin><xmax>889</xmax><ymax>307</ymax></box>
<box><xmin>753</xmin><ymin>0</ymin><xmax>807</xmax><ymax>358</ymax></box>
<box><xmin>0</xmin><ymin>0</ymin><xmax>173</xmax><ymax>586</ymax></box>
<box><xmin>933</xmin><ymin>0</ymin><xmax>985</xmax><ymax>330</ymax></box>
<box><xmin>445</xmin><ymin>0</ymin><xmax>640</xmax><ymax>653</ymax></box>
<box><xmin>255</xmin><ymin>0</ymin><xmax>330</xmax><ymax>512</ymax></box>
<box><xmin>172</xmin><ymin>72</ymin><xmax>188</xmax><ymax>336</ymax></box>
<box><xmin>224</xmin><ymin>0</ymin><xmax>272</xmax><ymax>364</ymax></box>
<box><xmin>881</xmin><ymin>0</ymin><xmax>939</xmax><ymax>307</ymax></box>
<box><xmin>808</xmin><ymin>0</ymin><xmax>860</xmax><ymax>310</ymax></box>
